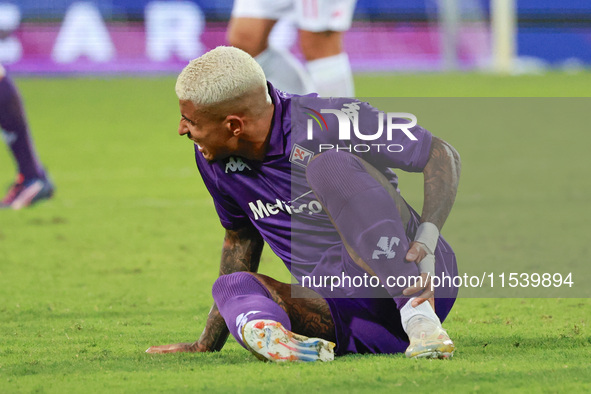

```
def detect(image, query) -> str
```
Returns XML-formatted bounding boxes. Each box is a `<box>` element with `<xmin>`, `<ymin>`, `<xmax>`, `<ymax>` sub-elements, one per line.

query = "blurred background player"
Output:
<box><xmin>0</xmin><ymin>64</ymin><xmax>54</xmax><ymax>209</ymax></box>
<box><xmin>227</xmin><ymin>0</ymin><xmax>356</xmax><ymax>97</ymax></box>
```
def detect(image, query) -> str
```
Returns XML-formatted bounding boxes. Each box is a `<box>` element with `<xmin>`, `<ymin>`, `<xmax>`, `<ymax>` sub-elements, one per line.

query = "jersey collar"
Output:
<box><xmin>265</xmin><ymin>82</ymin><xmax>287</xmax><ymax>158</ymax></box>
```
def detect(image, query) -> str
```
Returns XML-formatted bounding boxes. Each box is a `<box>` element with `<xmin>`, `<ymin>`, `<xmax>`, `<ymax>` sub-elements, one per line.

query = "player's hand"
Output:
<box><xmin>402</xmin><ymin>241</ymin><xmax>435</xmax><ymax>310</ymax></box>
<box><xmin>145</xmin><ymin>341</ymin><xmax>207</xmax><ymax>354</ymax></box>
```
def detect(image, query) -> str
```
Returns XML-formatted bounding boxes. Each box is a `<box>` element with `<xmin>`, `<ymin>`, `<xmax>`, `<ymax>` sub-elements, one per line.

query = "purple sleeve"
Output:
<box><xmin>196</xmin><ymin>160</ymin><xmax>250</xmax><ymax>230</ymax></box>
<box><xmin>352</xmin><ymin>101</ymin><xmax>432</xmax><ymax>172</ymax></box>
<box><xmin>293</xmin><ymin>97</ymin><xmax>433</xmax><ymax>173</ymax></box>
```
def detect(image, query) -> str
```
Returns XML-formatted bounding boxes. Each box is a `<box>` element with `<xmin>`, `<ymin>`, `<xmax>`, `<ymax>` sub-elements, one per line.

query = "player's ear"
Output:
<box><xmin>225</xmin><ymin>115</ymin><xmax>244</xmax><ymax>137</ymax></box>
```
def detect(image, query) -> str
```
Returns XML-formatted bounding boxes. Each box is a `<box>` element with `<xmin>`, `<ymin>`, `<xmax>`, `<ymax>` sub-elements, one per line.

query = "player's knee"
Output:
<box><xmin>212</xmin><ymin>272</ymin><xmax>269</xmax><ymax>306</ymax></box>
<box><xmin>307</xmin><ymin>151</ymin><xmax>390</xmax><ymax>207</ymax></box>
<box><xmin>306</xmin><ymin>150</ymin><xmax>361</xmax><ymax>188</ymax></box>
<box><xmin>299</xmin><ymin>30</ymin><xmax>342</xmax><ymax>61</ymax></box>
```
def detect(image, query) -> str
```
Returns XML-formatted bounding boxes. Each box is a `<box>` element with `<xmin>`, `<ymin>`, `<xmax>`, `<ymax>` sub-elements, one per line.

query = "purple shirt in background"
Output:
<box><xmin>194</xmin><ymin>83</ymin><xmax>432</xmax><ymax>296</ymax></box>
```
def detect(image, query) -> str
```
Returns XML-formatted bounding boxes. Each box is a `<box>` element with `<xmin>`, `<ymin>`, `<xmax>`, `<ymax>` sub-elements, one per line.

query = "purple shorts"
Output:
<box><xmin>324</xmin><ymin>207</ymin><xmax>458</xmax><ymax>355</ymax></box>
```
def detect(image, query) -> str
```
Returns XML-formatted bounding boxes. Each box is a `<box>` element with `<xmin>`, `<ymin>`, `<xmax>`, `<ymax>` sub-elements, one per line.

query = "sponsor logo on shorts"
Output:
<box><xmin>372</xmin><ymin>236</ymin><xmax>400</xmax><ymax>260</ymax></box>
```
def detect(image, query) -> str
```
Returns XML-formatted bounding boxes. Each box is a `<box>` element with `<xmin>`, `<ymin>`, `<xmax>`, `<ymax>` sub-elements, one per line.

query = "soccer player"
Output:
<box><xmin>227</xmin><ymin>0</ymin><xmax>356</xmax><ymax>96</ymax></box>
<box><xmin>147</xmin><ymin>46</ymin><xmax>461</xmax><ymax>361</ymax></box>
<box><xmin>0</xmin><ymin>64</ymin><xmax>54</xmax><ymax>209</ymax></box>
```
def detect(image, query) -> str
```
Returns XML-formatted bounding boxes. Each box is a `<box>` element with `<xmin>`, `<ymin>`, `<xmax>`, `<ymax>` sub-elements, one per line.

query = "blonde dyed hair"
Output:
<box><xmin>175</xmin><ymin>46</ymin><xmax>270</xmax><ymax>107</ymax></box>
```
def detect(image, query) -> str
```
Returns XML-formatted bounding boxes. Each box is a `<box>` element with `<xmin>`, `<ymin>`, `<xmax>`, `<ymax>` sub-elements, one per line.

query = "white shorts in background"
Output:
<box><xmin>231</xmin><ymin>0</ymin><xmax>356</xmax><ymax>32</ymax></box>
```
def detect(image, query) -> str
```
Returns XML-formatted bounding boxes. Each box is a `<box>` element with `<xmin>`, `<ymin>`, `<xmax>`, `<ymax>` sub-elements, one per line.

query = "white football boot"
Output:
<box><xmin>404</xmin><ymin>315</ymin><xmax>455</xmax><ymax>359</ymax></box>
<box><xmin>242</xmin><ymin>319</ymin><xmax>335</xmax><ymax>362</ymax></box>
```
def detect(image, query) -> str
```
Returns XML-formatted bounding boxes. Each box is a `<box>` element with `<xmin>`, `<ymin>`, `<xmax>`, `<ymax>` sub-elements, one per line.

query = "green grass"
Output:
<box><xmin>1</xmin><ymin>73</ymin><xmax>590</xmax><ymax>392</ymax></box>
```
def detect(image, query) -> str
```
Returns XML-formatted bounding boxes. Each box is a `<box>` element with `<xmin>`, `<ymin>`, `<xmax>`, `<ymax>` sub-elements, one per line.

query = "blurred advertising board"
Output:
<box><xmin>1</xmin><ymin>1</ymin><xmax>590</xmax><ymax>74</ymax></box>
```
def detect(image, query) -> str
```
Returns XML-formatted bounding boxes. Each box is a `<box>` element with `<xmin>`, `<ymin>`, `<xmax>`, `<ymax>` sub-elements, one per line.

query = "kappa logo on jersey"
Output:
<box><xmin>289</xmin><ymin>144</ymin><xmax>314</xmax><ymax>168</ymax></box>
<box><xmin>225</xmin><ymin>157</ymin><xmax>251</xmax><ymax>173</ymax></box>
<box><xmin>372</xmin><ymin>236</ymin><xmax>400</xmax><ymax>260</ymax></box>
<box><xmin>236</xmin><ymin>310</ymin><xmax>261</xmax><ymax>335</ymax></box>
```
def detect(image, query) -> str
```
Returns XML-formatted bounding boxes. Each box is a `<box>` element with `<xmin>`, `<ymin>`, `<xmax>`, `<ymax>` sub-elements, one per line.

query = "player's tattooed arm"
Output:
<box><xmin>145</xmin><ymin>224</ymin><xmax>264</xmax><ymax>354</ymax></box>
<box><xmin>197</xmin><ymin>225</ymin><xmax>265</xmax><ymax>351</ymax></box>
<box><xmin>420</xmin><ymin>136</ymin><xmax>461</xmax><ymax>230</ymax></box>
<box><xmin>402</xmin><ymin>136</ymin><xmax>461</xmax><ymax>307</ymax></box>
<box><xmin>219</xmin><ymin>225</ymin><xmax>265</xmax><ymax>275</ymax></box>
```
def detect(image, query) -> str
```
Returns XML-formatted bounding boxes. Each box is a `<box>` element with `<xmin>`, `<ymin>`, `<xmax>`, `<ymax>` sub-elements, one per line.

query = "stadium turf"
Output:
<box><xmin>0</xmin><ymin>73</ymin><xmax>589</xmax><ymax>392</ymax></box>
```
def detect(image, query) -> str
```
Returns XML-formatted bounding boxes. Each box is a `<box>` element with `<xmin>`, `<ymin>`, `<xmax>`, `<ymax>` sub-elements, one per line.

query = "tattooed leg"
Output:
<box><xmin>210</xmin><ymin>271</ymin><xmax>336</xmax><ymax>355</ymax></box>
<box><xmin>250</xmin><ymin>273</ymin><xmax>337</xmax><ymax>342</ymax></box>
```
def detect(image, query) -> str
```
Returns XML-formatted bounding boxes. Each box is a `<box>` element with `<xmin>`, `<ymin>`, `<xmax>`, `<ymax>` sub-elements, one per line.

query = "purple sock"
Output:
<box><xmin>0</xmin><ymin>76</ymin><xmax>44</xmax><ymax>180</ymax></box>
<box><xmin>306</xmin><ymin>151</ymin><xmax>418</xmax><ymax>308</ymax></box>
<box><xmin>212</xmin><ymin>272</ymin><xmax>291</xmax><ymax>349</ymax></box>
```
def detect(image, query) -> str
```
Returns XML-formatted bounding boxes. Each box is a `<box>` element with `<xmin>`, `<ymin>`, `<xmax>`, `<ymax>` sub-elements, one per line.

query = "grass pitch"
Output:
<box><xmin>1</xmin><ymin>73</ymin><xmax>590</xmax><ymax>392</ymax></box>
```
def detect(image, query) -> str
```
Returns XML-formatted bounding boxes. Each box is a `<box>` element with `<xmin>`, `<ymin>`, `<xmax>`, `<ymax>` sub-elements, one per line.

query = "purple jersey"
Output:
<box><xmin>195</xmin><ymin>83</ymin><xmax>457</xmax><ymax>354</ymax></box>
<box><xmin>194</xmin><ymin>83</ymin><xmax>432</xmax><ymax>288</ymax></box>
